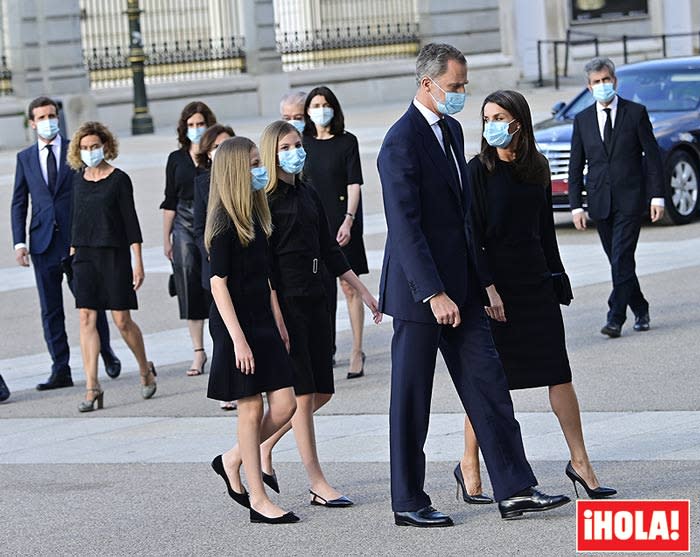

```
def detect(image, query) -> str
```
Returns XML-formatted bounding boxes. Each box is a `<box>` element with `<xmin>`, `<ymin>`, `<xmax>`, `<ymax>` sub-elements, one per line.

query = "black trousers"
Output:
<box><xmin>595</xmin><ymin>210</ymin><xmax>648</xmax><ymax>325</ymax></box>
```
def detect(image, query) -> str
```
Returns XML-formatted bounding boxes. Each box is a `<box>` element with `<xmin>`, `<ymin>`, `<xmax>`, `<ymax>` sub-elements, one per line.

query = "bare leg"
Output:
<box><xmin>460</xmin><ymin>415</ymin><xmax>486</xmax><ymax>496</ymax></box>
<box><xmin>186</xmin><ymin>319</ymin><xmax>207</xmax><ymax>375</ymax></box>
<box><xmin>111</xmin><ymin>310</ymin><xmax>150</xmax><ymax>382</ymax></box>
<box><xmin>340</xmin><ymin>278</ymin><xmax>365</xmax><ymax>373</ymax></box>
<box><xmin>79</xmin><ymin>309</ymin><xmax>101</xmax><ymax>398</ymax></box>
<box><xmin>261</xmin><ymin>392</ymin><xmax>332</xmax><ymax>474</ymax></box>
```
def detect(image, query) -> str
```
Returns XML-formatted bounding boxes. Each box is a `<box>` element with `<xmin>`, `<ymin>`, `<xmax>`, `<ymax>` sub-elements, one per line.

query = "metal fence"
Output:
<box><xmin>80</xmin><ymin>0</ymin><xmax>245</xmax><ymax>88</ymax></box>
<box><xmin>275</xmin><ymin>0</ymin><xmax>419</xmax><ymax>71</ymax></box>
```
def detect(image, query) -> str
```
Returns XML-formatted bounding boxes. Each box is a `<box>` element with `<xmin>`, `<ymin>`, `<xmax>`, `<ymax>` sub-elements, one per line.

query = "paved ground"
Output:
<box><xmin>1</xmin><ymin>82</ymin><xmax>699</xmax><ymax>556</ymax></box>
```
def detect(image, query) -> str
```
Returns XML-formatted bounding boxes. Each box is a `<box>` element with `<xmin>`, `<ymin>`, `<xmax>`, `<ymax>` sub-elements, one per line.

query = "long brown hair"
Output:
<box><xmin>260</xmin><ymin>120</ymin><xmax>301</xmax><ymax>196</ymax></box>
<box><xmin>176</xmin><ymin>101</ymin><xmax>217</xmax><ymax>149</ymax></box>
<box><xmin>195</xmin><ymin>124</ymin><xmax>235</xmax><ymax>169</ymax></box>
<box><xmin>204</xmin><ymin>137</ymin><xmax>272</xmax><ymax>250</ymax></box>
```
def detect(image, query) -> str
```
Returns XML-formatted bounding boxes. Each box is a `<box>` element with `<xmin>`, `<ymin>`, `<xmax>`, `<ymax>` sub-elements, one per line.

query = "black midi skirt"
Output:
<box><xmin>73</xmin><ymin>245</ymin><xmax>137</xmax><ymax>311</ymax></box>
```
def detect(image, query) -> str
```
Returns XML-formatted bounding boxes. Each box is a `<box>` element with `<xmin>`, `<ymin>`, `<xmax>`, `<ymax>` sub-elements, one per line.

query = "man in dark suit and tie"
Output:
<box><xmin>11</xmin><ymin>96</ymin><xmax>121</xmax><ymax>390</ymax></box>
<box><xmin>377</xmin><ymin>43</ymin><xmax>569</xmax><ymax>527</ymax></box>
<box><xmin>568</xmin><ymin>57</ymin><xmax>665</xmax><ymax>338</ymax></box>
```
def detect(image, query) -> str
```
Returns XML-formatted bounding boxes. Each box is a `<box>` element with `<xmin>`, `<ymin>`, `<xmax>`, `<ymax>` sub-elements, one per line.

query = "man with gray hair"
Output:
<box><xmin>377</xmin><ymin>42</ymin><xmax>569</xmax><ymax>527</ymax></box>
<box><xmin>568</xmin><ymin>57</ymin><xmax>664</xmax><ymax>337</ymax></box>
<box><xmin>280</xmin><ymin>90</ymin><xmax>307</xmax><ymax>134</ymax></box>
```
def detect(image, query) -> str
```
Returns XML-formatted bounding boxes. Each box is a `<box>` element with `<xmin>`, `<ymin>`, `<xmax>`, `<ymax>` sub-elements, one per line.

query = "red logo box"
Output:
<box><xmin>576</xmin><ymin>500</ymin><xmax>690</xmax><ymax>552</ymax></box>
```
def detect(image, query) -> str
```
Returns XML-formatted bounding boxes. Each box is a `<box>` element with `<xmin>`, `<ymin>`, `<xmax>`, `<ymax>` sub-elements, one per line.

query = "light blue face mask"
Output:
<box><xmin>429</xmin><ymin>78</ymin><xmax>466</xmax><ymax>115</ymax></box>
<box><xmin>36</xmin><ymin>118</ymin><xmax>60</xmax><ymax>140</ymax></box>
<box><xmin>289</xmin><ymin>119</ymin><xmax>306</xmax><ymax>134</ymax></box>
<box><xmin>278</xmin><ymin>147</ymin><xmax>306</xmax><ymax>175</ymax></box>
<box><xmin>591</xmin><ymin>82</ymin><xmax>616</xmax><ymax>103</ymax></box>
<box><xmin>251</xmin><ymin>166</ymin><xmax>269</xmax><ymax>191</ymax></box>
<box><xmin>80</xmin><ymin>147</ymin><xmax>105</xmax><ymax>168</ymax></box>
<box><xmin>187</xmin><ymin>127</ymin><xmax>206</xmax><ymax>144</ymax></box>
<box><xmin>309</xmin><ymin>107</ymin><xmax>334</xmax><ymax>127</ymax></box>
<box><xmin>483</xmin><ymin>120</ymin><xmax>518</xmax><ymax>148</ymax></box>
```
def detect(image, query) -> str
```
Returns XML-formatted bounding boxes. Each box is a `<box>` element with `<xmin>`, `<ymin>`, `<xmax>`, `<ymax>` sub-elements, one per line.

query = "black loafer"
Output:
<box><xmin>36</xmin><ymin>374</ymin><xmax>74</xmax><ymax>391</ymax></box>
<box><xmin>394</xmin><ymin>506</ymin><xmax>454</xmax><ymax>527</ymax></box>
<box><xmin>633</xmin><ymin>313</ymin><xmax>650</xmax><ymax>332</ymax></box>
<box><xmin>499</xmin><ymin>488</ymin><xmax>571</xmax><ymax>519</ymax></box>
<box><xmin>103</xmin><ymin>354</ymin><xmax>122</xmax><ymax>379</ymax></box>
<box><xmin>600</xmin><ymin>322</ymin><xmax>622</xmax><ymax>338</ymax></box>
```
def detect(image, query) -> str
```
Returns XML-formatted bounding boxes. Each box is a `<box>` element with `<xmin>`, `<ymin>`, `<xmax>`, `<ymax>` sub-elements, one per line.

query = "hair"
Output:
<box><xmin>478</xmin><ymin>90</ymin><xmax>549</xmax><ymax>185</ymax></box>
<box><xmin>584</xmin><ymin>57</ymin><xmax>616</xmax><ymax>82</ymax></box>
<box><xmin>259</xmin><ymin>120</ymin><xmax>301</xmax><ymax>196</ymax></box>
<box><xmin>204</xmin><ymin>137</ymin><xmax>272</xmax><ymax>250</ymax></box>
<box><xmin>415</xmin><ymin>43</ymin><xmax>466</xmax><ymax>86</ymax></box>
<box><xmin>176</xmin><ymin>101</ymin><xmax>217</xmax><ymax>149</ymax></box>
<box><xmin>67</xmin><ymin>121</ymin><xmax>119</xmax><ymax>170</ymax></box>
<box><xmin>279</xmin><ymin>90</ymin><xmax>307</xmax><ymax>113</ymax></box>
<box><xmin>303</xmin><ymin>85</ymin><xmax>345</xmax><ymax>136</ymax></box>
<box><xmin>27</xmin><ymin>96</ymin><xmax>59</xmax><ymax>121</ymax></box>
<box><xmin>195</xmin><ymin>124</ymin><xmax>235</xmax><ymax>168</ymax></box>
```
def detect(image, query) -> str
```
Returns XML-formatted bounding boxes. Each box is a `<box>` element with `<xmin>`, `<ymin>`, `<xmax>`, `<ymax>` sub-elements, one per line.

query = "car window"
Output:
<box><xmin>618</xmin><ymin>69</ymin><xmax>700</xmax><ymax>111</ymax></box>
<box><xmin>562</xmin><ymin>90</ymin><xmax>594</xmax><ymax>119</ymax></box>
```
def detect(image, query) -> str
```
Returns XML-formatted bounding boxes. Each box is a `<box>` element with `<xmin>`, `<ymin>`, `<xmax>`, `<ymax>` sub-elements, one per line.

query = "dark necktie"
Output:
<box><xmin>437</xmin><ymin>118</ymin><xmax>461</xmax><ymax>190</ymax></box>
<box><xmin>603</xmin><ymin>108</ymin><xmax>613</xmax><ymax>152</ymax></box>
<box><xmin>46</xmin><ymin>144</ymin><xmax>58</xmax><ymax>194</ymax></box>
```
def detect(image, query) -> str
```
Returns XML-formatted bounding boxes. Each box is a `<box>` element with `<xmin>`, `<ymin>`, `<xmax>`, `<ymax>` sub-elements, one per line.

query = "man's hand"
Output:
<box><xmin>572</xmin><ymin>212</ymin><xmax>587</xmax><ymax>230</ymax></box>
<box><xmin>15</xmin><ymin>247</ymin><xmax>29</xmax><ymax>267</ymax></box>
<box><xmin>429</xmin><ymin>292</ymin><xmax>461</xmax><ymax>328</ymax></box>
<box><xmin>650</xmin><ymin>204</ymin><xmax>665</xmax><ymax>223</ymax></box>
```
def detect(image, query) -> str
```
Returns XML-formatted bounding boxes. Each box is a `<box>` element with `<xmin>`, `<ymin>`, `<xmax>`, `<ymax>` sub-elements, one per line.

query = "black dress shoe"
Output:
<box><xmin>36</xmin><ymin>373</ymin><xmax>74</xmax><ymax>391</ymax></box>
<box><xmin>102</xmin><ymin>353</ymin><xmax>122</xmax><ymax>379</ymax></box>
<box><xmin>633</xmin><ymin>313</ymin><xmax>650</xmax><ymax>332</ymax></box>
<box><xmin>498</xmin><ymin>488</ymin><xmax>571</xmax><ymax>519</ymax></box>
<box><xmin>565</xmin><ymin>461</ymin><xmax>617</xmax><ymax>499</ymax></box>
<box><xmin>0</xmin><ymin>374</ymin><xmax>10</xmax><ymax>402</ymax></box>
<box><xmin>600</xmin><ymin>322</ymin><xmax>622</xmax><ymax>338</ymax></box>
<box><xmin>394</xmin><ymin>506</ymin><xmax>454</xmax><ymax>527</ymax></box>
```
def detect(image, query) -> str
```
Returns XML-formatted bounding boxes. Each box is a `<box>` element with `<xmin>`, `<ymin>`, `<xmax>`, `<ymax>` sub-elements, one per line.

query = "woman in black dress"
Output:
<box><xmin>161</xmin><ymin>101</ymin><xmax>216</xmax><ymax>377</ymax></box>
<box><xmin>302</xmin><ymin>86</ymin><xmax>370</xmax><ymax>378</ymax></box>
<box><xmin>205</xmin><ymin>136</ymin><xmax>299</xmax><ymax>524</ymax></box>
<box><xmin>456</xmin><ymin>91</ymin><xmax>615</xmax><ymax>502</ymax></box>
<box><xmin>258</xmin><ymin>121</ymin><xmax>381</xmax><ymax>504</ymax></box>
<box><xmin>193</xmin><ymin>124</ymin><xmax>235</xmax><ymax>410</ymax></box>
<box><xmin>68</xmin><ymin>122</ymin><xmax>156</xmax><ymax>412</ymax></box>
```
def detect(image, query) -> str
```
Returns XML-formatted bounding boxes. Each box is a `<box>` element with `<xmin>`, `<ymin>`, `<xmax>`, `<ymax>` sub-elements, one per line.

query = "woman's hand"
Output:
<box><xmin>132</xmin><ymin>262</ymin><xmax>145</xmax><ymax>291</ymax></box>
<box><xmin>336</xmin><ymin>219</ymin><xmax>352</xmax><ymax>247</ymax></box>
<box><xmin>361</xmin><ymin>291</ymin><xmax>383</xmax><ymax>324</ymax></box>
<box><xmin>233</xmin><ymin>337</ymin><xmax>255</xmax><ymax>374</ymax></box>
<box><xmin>163</xmin><ymin>237</ymin><xmax>173</xmax><ymax>261</ymax></box>
<box><xmin>276</xmin><ymin>317</ymin><xmax>291</xmax><ymax>353</ymax></box>
<box><xmin>484</xmin><ymin>284</ymin><xmax>506</xmax><ymax>322</ymax></box>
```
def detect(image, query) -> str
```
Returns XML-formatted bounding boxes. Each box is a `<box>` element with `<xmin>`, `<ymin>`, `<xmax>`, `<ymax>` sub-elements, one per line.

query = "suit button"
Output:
<box><xmin>339</xmin><ymin>196</ymin><xmax>345</xmax><ymax>201</ymax></box>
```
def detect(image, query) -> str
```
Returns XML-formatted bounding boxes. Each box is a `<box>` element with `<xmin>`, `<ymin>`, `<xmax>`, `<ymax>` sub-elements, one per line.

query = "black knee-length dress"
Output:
<box><xmin>468</xmin><ymin>155</ymin><xmax>572</xmax><ymax>390</ymax></box>
<box><xmin>206</xmin><ymin>219</ymin><xmax>294</xmax><ymax>401</ymax></box>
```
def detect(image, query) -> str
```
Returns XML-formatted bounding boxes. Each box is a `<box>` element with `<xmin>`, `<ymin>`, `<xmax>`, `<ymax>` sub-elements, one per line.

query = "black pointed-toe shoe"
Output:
<box><xmin>309</xmin><ymin>490</ymin><xmax>353</xmax><ymax>507</ymax></box>
<box><xmin>394</xmin><ymin>506</ymin><xmax>454</xmax><ymax>527</ymax></box>
<box><xmin>633</xmin><ymin>313</ymin><xmax>650</xmax><ymax>332</ymax></box>
<box><xmin>250</xmin><ymin>508</ymin><xmax>300</xmax><ymax>524</ymax></box>
<box><xmin>453</xmin><ymin>464</ymin><xmax>494</xmax><ymax>504</ymax></box>
<box><xmin>36</xmin><ymin>373</ymin><xmax>74</xmax><ymax>391</ymax></box>
<box><xmin>211</xmin><ymin>455</ymin><xmax>250</xmax><ymax>509</ymax></box>
<box><xmin>0</xmin><ymin>374</ymin><xmax>10</xmax><ymax>402</ymax></box>
<box><xmin>600</xmin><ymin>322</ymin><xmax>622</xmax><ymax>338</ymax></box>
<box><xmin>498</xmin><ymin>488</ymin><xmax>571</xmax><ymax>519</ymax></box>
<box><xmin>263</xmin><ymin>469</ymin><xmax>280</xmax><ymax>493</ymax></box>
<box><xmin>566</xmin><ymin>461</ymin><xmax>617</xmax><ymax>499</ymax></box>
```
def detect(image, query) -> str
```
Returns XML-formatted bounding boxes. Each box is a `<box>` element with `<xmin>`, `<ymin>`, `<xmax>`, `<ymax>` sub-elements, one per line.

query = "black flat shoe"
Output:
<box><xmin>498</xmin><ymin>488</ymin><xmax>571</xmax><ymax>519</ymax></box>
<box><xmin>211</xmin><ymin>455</ymin><xmax>250</xmax><ymax>508</ymax></box>
<box><xmin>347</xmin><ymin>352</ymin><xmax>366</xmax><ymax>379</ymax></box>
<box><xmin>309</xmin><ymin>490</ymin><xmax>353</xmax><ymax>507</ymax></box>
<box><xmin>633</xmin><ymin>313</ymin><xmax>650</xmax><ymax>332</ymax></box>
<box><xmin>394</xmin><ymin>506</ymin><xmax>454</xmax><ymax>527</ymax></box>
<box><xmin>453</xmin><ymin>463</ymin><xmax>494</xmax><ymax>504</ymax></box>
<box><xmin>263</xmin><ymin>470</ymin><xmax>280</xmax><ymax>493</ymax></box>
<box><xmin>250</xmin><ymin>508</ymin><xmax>300</xmax><ymax>524</ymax></box>
<box><xmin>565</xmin><ymin>461</ymin><xmax>617</xmax><ymax>499</ymax></box>
<box><xmin>600</xmin><ymin>322</ymin><xmax>622</xmax><ymax>338</ymax></box>
<box><xmin>36</xmin><ymin>374</ymin><xmax>74</xmax><ymax>391</ymax></box>
<box><xmin>102</xmin><ymin>353</ymin><xmax>121</xmax><ymax>379</ymax></box>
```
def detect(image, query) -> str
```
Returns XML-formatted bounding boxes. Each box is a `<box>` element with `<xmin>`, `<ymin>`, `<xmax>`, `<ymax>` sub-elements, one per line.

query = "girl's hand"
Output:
<box><xmin>336</xmin><ymin>221</ymin><xmax>352</xmax><ymax>247</ymax></box>
<box><xmin>132</xmin><ymin>263</ymin><xmax>145</xmax><ymax>291</ymax></box>
<box><xmin>362</xmin><ymin>292</ymin><xmax>383</xmax><ymax>324</ymax></box>
<box><xmin>484</xmin><ymin>285</ymin><xmax>506</xmax><ymax>322</ymax></box>
<box><xmin>233</xmin><ymin>338</ymin><xmax>255</xmax><ymax>374</ymax></box>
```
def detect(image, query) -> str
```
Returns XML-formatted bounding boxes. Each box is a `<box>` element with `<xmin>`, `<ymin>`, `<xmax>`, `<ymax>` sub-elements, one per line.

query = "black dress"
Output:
<box><xmin>468</xmin><ymin>156</ymin><xmax>572</xmax><ymax>390</ymax></box>
<box><xmin>193</xmin><ymin>170</ymin><xmax>211</xmax><ymax>291</ymax></box>
<box><xmin>268</xmin><ymin>179</ymin><xmax>351</xmax><ymax>395</ymax></box>
<box><xmin>302</xmin><ymin>132</ymin><xmax>368</xmax><ymax>275</ymax></box>
<box><xmin>160</xmin><ymin>149</ymin><xmax>211</xmax><ymax>319</ymax></box>
<box><xmin>206</xmin><ymin>219</ymin><xmax>294</xmax><ymax>401</ymax></box>
<box><xmin>71</xmin><ymin>168</ymin><xmax>143</xmax><ymax>311</ymax></box>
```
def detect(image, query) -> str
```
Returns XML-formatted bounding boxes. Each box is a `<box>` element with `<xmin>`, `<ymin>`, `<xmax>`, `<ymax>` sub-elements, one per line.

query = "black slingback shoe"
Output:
<box><xmin>250</xmin><ymin>508</ymin><xmax>300</xmax><ymax>524</ymax></box>
<box><xmin>211</xmin><ymin>455</ymin><xmax>250</xmax><ymax>508</ymax></box>
<box><xmin>309</xmin><ymin>490</ymin><xmax>353</xmax><ymax>507</ymax></box>
<box><xmin>565</xmin><ymin>461</ymin><xmax>617</xmax><ymax>499</ymax></box>
<box><xmin>453</xmin><ymin>463</ymin><xmax>494</xmax><ymax>504</ymax></box>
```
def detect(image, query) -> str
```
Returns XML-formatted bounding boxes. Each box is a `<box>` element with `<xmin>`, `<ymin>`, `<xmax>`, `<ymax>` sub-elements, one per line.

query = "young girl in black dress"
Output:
<box><xmin>205</xmin><ymin>137</ymin><xmax>299</xmax><ymax>524</ymax></box>
<box><xmin>258</xmin><ymin>121</ymin><xmax>381</xmax><ymax>505</ymax></box>
<box><xmin>68</xmin><ymin>122</ymin><xmax>156</xmax><ymax>412</ymax></box>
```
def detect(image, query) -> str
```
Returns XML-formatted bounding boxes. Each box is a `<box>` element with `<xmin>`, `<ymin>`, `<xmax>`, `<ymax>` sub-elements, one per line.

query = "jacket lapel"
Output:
<box><xmin>55</xmin><ymin>136</ymin><xmax>72</xmax><ymax>196</ymax></box>
<box><xmin>26</xmin><ymin>143</ymin><xmax>50</xmax><ymax>191</ymax></box>
<box><xmin>584</xmin><ymin>106</ymin><xmax>605</xmax><ymax>152</ymax></box>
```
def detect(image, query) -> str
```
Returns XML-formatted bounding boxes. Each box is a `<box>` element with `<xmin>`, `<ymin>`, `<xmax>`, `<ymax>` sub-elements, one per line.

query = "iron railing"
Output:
<box><xmin>0</xmin><ymin>55</ymin><xmax>12</xmax><ymax>96</ymax></box>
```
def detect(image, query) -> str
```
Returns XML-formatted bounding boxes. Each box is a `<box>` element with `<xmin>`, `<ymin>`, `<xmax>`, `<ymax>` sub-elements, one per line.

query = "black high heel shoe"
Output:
<box><xmin>347</xmin><ymin>352</ymin><xmax>366</xmax><ymax>379</ymax></box>
<box><xmin>453</xmin><ymin>463</ymin><xmax>494</xmax><ymax>504</ymax></box>
<box><xmin>565</xmin><ymin>461</ymin><xmax>617</xmax><ymax>499</ymax></box>
<box><xmin>262</xmin><ymin>469</ymin><xmax>280</xmax><ymax>493</ymax></box>
<box><xmin>250</xmin><ymin>508</ymin><xmax>300</xmax><ymax>524</ymax></box>
<box><xmin>211</xmin><ymin>455</ymin><xmax>250</xmax><ymax>508</ymax></box>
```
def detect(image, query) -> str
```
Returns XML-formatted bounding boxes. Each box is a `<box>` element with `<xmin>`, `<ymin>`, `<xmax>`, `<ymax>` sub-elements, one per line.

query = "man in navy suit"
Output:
<box><xmin>377</xmin><ymin>43</ymin><xmax>569</xmax><ymax>527</ymax></box>
<box><xmin>569</xmin><ymin>57</ymin><xmax>664</xmax><ymax>338</ymax></box>
<box><xmin>11</xmin><ymin>96</ymin><xmax>121</xmax><ymax>390</ymax></box>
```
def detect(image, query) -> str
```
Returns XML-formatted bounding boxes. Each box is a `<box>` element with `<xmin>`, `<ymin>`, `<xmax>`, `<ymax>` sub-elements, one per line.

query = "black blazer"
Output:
<box><xmin>568</xmin><ymin>96</ymin><xmax>664</xmax><ymax>220</ymax></box>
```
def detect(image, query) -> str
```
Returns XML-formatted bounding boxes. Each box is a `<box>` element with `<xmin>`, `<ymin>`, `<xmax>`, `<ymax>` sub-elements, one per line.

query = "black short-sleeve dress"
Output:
<box><xmin>468</xmin><ymin>156</ymin><xmax>572</xmax><ymax>390</ymax></box>
<box><xmin>206</xmin><ymin>219</ymin><xmax>294</xmax><ymax>401</ymax></box>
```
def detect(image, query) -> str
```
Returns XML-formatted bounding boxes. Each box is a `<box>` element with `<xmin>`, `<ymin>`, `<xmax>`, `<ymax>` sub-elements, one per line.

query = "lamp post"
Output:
<box><xmin>126</xmin><ymin>0</ymin><xmax>154</xmax><ymax>134</ymax></box>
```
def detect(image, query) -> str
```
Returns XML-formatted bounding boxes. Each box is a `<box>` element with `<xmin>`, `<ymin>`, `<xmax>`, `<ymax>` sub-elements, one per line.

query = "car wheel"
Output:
<box><xmin>661</xmin><ymin>151</ymin><xmax>699</xmax><ymax>225</ymax></box>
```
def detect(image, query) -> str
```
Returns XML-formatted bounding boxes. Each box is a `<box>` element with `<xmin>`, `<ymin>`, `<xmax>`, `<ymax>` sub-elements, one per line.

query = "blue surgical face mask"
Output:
<box><xmin>289</xmin><ymin>119</ymin><xmax>306</xmax><ymax>134</ymax></box>
<box><xmin>80</xmin><ymin>147</ymin><xmax>105</xmax><ymax>168</ymax></box>
<box><xmin>429</xmin><ymin>78</ymin><xmax>466</xmax><ymax>115</ymax></box>
<box><xmin>251</xmin><ymin>166</ymin><xmax>269</xmax><ymax>191</ymax></box>
<box><xmin>309</xmin><ymin>107</ymin><xmax>334</xmax><ymax>127</ymax></box>
<box><xmin>278</xmin><ymin>147</ymin><xmax>306</xmax><ymax>175</ymax></box>
<box><xmin>36</xmin><ymin>118</ymin><xmax>59</xmax><ymax>140</ymax></box>
<box><xmin>187</xmin><ymin>126</ymin><xmax>206</xmax><ymax>144</ymax></box>
<box><xmin>483</xmin><ymin>120</ymin><xmax>518</xmax><ymax>148</ymax></box>
<box><xmin>591</xmin><ymin>82</ymin><xmax>616</xmax><ymax>103</ymax></box>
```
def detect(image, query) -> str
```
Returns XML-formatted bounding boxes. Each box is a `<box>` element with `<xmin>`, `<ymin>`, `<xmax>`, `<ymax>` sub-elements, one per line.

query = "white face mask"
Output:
<box><xmin>36</xmin><ymin>118</ymin><xmax>60</xmax><ymax>140</ymax></box>
<box><xmin>309</xmin><ymin>107</ymin><xmax>334</xmax><ymax>127</ymax></box>
<box><xmin>80</xmin><ymin>147</ymin><xmax>105</xmax><ymax>168</ymax></box>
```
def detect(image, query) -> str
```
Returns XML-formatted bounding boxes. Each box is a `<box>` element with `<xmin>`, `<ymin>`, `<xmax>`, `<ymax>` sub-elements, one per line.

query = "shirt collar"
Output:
<box><xmin>596</xmin><ymin>94</ymin><xmax>619</xmax><ymax>113</ymax></box>
<box><xmin>413</xmin><ymin>98</ymin><xmax>441</xmax><ymax>127</ymax></box>
<box><xmin>37</xmin><ymin>133</ymin><xmax>62</xmax><ymax>150</ymax></box>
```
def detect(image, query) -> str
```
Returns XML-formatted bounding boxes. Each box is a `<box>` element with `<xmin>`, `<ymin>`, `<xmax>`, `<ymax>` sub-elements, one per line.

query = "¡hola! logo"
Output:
<box><xmin>576</xmin><ymin>500</ymin><xmax>690</xmax><ymax>553</ymax></box>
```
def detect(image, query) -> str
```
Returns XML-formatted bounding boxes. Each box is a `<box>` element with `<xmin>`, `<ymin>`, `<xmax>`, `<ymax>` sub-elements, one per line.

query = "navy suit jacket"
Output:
<box><xmin>11</xmin><ymin>136</ymin><xmax>74</xmax><ymax>255</ymax></box>
<box><xmin>568</xmin><ymin>96</ymin><xmax>664</xmax><ymax>220</ymax></box>
<box><xmin>377</xmin><ymin>103</ymin><xmax>480</xmax><ymax>324</ymax></box>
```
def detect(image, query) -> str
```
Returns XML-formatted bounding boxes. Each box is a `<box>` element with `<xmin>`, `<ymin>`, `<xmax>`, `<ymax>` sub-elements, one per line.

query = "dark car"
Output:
<box><xmin>535</xmin><ymin>56</ymin><xmax>700</xmax><ymax>224</ymax></box>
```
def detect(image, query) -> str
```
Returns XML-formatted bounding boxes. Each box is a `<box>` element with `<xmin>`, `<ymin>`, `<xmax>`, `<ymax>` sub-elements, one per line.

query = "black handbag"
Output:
<box><xmin>551</xmin><ymin>272</ymin><xmax>573</xmax><ymax>306</ymax></box>
<box><xmin>168</xmin><ymin>274</ymin><xmax>177</xmax><ymax>297</ymax></box>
